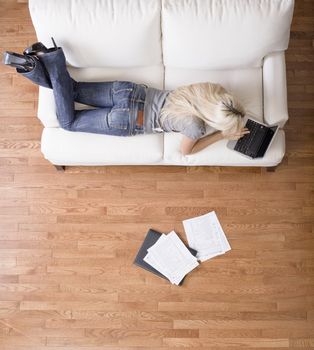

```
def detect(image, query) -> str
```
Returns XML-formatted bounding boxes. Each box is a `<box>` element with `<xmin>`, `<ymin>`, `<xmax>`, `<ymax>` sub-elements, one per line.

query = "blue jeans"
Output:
<box><xmin>39</xmin><ymin>49</ymin><xmax>146</xmax><ymax>136</ymax></box>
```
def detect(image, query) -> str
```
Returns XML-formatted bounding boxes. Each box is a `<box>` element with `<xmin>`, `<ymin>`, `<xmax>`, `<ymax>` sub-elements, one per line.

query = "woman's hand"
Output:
<box><xmin>222</xmin><ymin>128</ymin><xmax>250</xmax><ymax>141</ymax></box>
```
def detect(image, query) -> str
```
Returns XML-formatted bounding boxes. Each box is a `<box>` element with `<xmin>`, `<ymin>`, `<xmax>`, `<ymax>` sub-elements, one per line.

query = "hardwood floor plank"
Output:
<box><xmin>0</xmin><ymin>1</ymin><xmax>313</xmax><ymax>349</ymax></box>
<box><xmin>163</xmin><ymin>337</ymin><xmax>290</xmax><ymax>348</ymax></box>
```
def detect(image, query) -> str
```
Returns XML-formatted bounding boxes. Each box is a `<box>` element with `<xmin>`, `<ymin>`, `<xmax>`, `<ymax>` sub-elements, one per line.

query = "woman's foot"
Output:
<box><xmin>2</xmin><ymin>51</ymin><xmax>36</xmax><ymax>72</ymax></box>
<box><xmin>2</xmin><ymin>50</ymin><xmax>52</xmax><ymax>88</ymax></box>
<box><xmin>2</xmin><ymin>38</ymin><xmax>62</xmax><ymax>89</ymax></box>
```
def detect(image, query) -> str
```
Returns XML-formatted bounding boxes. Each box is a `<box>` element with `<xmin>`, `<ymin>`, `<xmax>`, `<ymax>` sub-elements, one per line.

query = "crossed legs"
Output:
<box><xmin>31</xmin><ymin>47</ymin><xmax>142</xmax><ymax>137</ymax></box>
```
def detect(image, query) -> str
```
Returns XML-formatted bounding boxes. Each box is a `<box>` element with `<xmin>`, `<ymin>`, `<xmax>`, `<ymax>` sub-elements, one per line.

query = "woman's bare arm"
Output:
<box><xmin>180</xmin><ymin>132</ymin><xmax>222</xmax><ymax>155</ymax></box>
<box><xmin>180</xmin><ymin>128</ymin><xmax>250</xmax><ymax>155</ymax></box>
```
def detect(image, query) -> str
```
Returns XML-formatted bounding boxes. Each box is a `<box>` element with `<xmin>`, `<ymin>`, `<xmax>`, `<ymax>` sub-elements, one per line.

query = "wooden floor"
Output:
<box><xmin>0</xmin><ymin>0</ymin><xmax>313</xmax><ymax>349</ymax></box>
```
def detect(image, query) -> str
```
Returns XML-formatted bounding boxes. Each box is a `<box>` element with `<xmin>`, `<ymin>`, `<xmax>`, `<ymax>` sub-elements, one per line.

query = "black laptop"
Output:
<box><xmin>227</xmin><ymin>116</ymin><xmax>279</xmax><ymax>159</ymax></box>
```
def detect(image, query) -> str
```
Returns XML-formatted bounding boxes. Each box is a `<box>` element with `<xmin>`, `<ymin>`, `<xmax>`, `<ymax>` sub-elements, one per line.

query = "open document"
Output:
<box><xmin>182</xmin><ymin>211</ymin><xmax>231</xmax><ymax>262</ymax></box>
<box><xmin>143</xmin><ymin>231</ymin><xmax>199</xmax><ymax>285</ymax></box>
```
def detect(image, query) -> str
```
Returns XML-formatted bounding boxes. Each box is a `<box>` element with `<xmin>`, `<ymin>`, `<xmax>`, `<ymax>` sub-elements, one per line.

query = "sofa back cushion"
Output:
<box><xmin>162</xmin><ymin>0</ymin><xmax>294</xmax><ymax>70</ymax></box>
<box><xmin>29</xmin><ymin>0</ymin><xmax>162</xmax><ymax>68</ymax></box>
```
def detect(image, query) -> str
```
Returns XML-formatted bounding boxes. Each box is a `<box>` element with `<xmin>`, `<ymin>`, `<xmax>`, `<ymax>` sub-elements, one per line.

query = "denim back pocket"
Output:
<box><xmin>108</xmin><ymin>108</ymin><xmax>130</xmax><ymax>130</ymax></box>
<box><xmin>112</xmin><ymin>81</ymin><xmax>135</xmax><ymax>105</ymax></box>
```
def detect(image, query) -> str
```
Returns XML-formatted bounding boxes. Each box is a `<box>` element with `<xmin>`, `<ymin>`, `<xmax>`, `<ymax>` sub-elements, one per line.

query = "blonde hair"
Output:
<box><xmin>160</xmin><ymin>82</ymin><xmax>246</xmax><ymax>136</ymax></box>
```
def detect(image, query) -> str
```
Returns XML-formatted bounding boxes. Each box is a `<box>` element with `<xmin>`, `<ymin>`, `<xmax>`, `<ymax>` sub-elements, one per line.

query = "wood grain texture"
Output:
<box><xmin>0</xmin><ymin>0</ymin><xmax>314</xmax><ymax>349</ymax></box>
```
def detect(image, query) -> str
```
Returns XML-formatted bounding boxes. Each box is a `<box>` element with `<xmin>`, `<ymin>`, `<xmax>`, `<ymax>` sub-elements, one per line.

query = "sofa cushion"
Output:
<box><xmin>163</xmin><ymin>66</ymin><xmax>268</xmax><ymax>164</ymax></box>
<box><xmin>162</xmin><ymin>0</ymin><xmax>294</xmax><ymax>70</ymax></box>
<box><xmin>29</xmin><ymin>0</ymin><xmax>162</xmax><ymax>68</ymax></box>
<box><xmin>41</xmin><ymin>128</ymin><xmax>164</xmax><ymax>165</ymax></box>
<box><xmin>38</xmin><ymin>65</ymin><xmax>164</xmax><ymax>128</ymax></box>
<box><xmin>163</xmin><ymin>130</ymin><xmax>285</xmax><ymax>167</ymax></box>
<box><xmin>165</xmin><ymin>66</ymin><xmax>264</xmax><ymax>122</ymax></box>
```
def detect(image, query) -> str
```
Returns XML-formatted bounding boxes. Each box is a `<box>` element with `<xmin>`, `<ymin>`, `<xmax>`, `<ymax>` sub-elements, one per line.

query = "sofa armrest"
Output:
<box><xmin>262</xmin><ymin>51</ymin><xmax>289</xmax><ymax>128</ymax></box>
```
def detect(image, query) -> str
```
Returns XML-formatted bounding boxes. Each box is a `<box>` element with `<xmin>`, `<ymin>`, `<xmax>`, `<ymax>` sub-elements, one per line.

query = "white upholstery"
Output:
<box><xmin>41</xmin><ymin>128</ymin><xmax>164</xmax><ymax>165</ymax></box>
<box><xmin>163</xmin><ymin>130</ymin><xmax>285</xmax><ymax>167</ymax></box>
<box><xmin>162</xmin><ymin>0</ymin><xmax>294</xmax><ymax>70</ymax></box>
<box><xmin>38</xmin><ymin>65</ymin><xmax>164</xmax><ymax>128</ymax></box>
<box><xmin>164</xmin><ymin>67</ymin><xmax>264</xmax><ymax>122</ymax></box>
<box><xmin>29</xmin><ymin>0</ymin><xmax>162</xmax><ymax>68</ymax></box>
<box><xmin>263</xmin><ymin>51</ymin><xmax>289</xmax><ymax>128</ymax></box>
<box><xmin>29</xmin><ymin>0</ymin><xmax>295</xmax><ymax>167</ymax></box>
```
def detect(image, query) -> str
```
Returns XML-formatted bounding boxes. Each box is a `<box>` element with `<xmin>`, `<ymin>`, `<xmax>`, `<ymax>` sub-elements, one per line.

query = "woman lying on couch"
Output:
<box><xmin>3</xmin><ymin>39</ymin><xmax>249</xmax><ymax>156</ymax></box>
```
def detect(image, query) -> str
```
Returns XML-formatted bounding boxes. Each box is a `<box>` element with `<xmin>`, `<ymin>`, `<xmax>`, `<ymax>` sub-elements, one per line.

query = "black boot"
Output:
<box><xmin>23</xmin><ymin>37</ymin><xmax>59</xmax><ymax>57</ymax></box>
<box><xmin>2</xmin><ymin>51</ymin><xmax>52</xmax><ymax>89</ymax></box>
<box><xmin>24</xmin><ymin>42</ymin><xmax>49</xmax><ymax>56</ymax></box>
<box><xmin>3</xmin><ymin>51</ymin><xmax>35</xmax><ymax>71</ymax></box>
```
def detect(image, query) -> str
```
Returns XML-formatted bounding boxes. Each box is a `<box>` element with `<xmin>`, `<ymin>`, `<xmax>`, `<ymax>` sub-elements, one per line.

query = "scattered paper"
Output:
<box><xmin>182</xmin><ymin>211</ymin><xmax>231</xmax><ymax>262</ymax></box>
<box><xmin>142</xmin><ymin>212</ymin><xmax>230</xmax><ymax>285</ymax></box>
<box><xmin>144</xmin><ymin>231</ymin><xmax>199</xmax><ymax>285</ymax></box>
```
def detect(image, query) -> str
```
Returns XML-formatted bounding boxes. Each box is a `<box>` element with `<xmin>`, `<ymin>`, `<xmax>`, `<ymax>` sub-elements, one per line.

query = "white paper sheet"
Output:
<box><xmin>144</xmin><ymin>231</ymin><xmax>199</xmax><ymax>285</ymax></box>
<box><xmin>182</xmin><ymin>211</ymin><xmax>231</xmax><ymax>262</ymax></box>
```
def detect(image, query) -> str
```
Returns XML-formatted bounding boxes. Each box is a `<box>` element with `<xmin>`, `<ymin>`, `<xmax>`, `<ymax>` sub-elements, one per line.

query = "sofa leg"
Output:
<box><xmin>266</xmin><ymin>166</ymin><xmax>277</xmax><ymax>172</ymax></box>
<box><xmin>54</xmin><ymin>165</ymin><xmax>65</xmax><ymax>172</ymax></box>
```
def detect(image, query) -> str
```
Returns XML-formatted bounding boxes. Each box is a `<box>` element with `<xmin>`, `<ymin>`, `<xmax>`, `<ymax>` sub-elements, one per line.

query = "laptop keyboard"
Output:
<box><xmin>234</xmin><ymin>119</ymin><xmax>268</xmax><ymax>158</ymax></box>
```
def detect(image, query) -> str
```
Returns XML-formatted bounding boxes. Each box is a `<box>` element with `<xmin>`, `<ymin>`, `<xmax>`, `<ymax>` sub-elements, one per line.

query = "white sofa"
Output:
<box><xmin>29</xmin><ymin>0</ymin><xmax>294</xmax><ymax>168</ymax></box>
